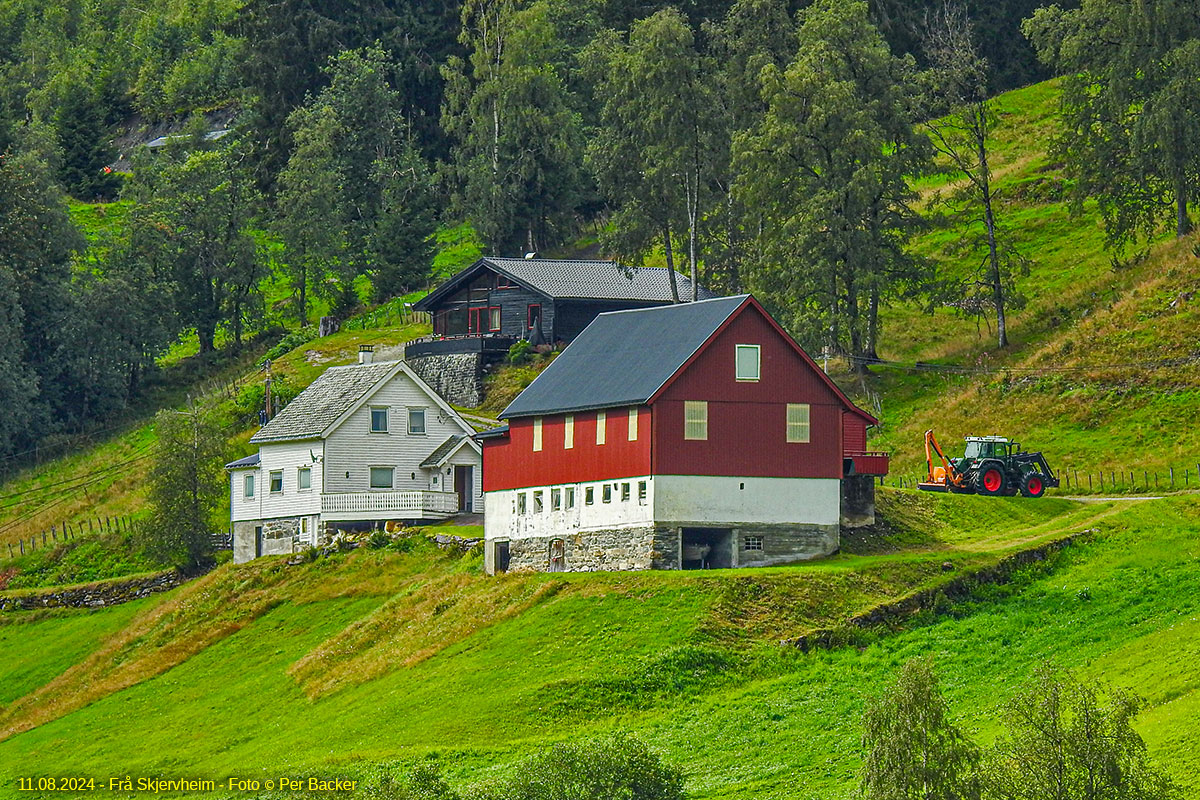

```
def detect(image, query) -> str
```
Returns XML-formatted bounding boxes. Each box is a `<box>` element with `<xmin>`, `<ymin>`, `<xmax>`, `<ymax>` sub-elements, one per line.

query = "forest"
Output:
<box><xmin>1</xmin><ymin>0</ymin><xmax>1198</xmax><ymax>464</ymax></box>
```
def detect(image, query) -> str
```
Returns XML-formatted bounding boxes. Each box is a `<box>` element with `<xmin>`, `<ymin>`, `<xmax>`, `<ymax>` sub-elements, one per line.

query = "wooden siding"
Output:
<box><xmin>257</xmin><ymin>440</ymin><xmax>324</xmax><ymax>519</ymax></box>
<box><xmin>426</xmin><ymin>266</ymin><xmax>552</xmax><ymax>341</ymax></box>
<box><xmin>842</xmin><ymin>412</ymin><xmax>867</xmax><ymax>454</ymax></box>
<box><xmin>652</xmin><ymin>303</ymin><xmax>846</xmax><ymax>479</ymax></box>
<box><xmin>323</xmin><ymin>371</ymin><xmax>479</xmax><ymax>495</ymax></box>
<box><xmin>481</xmin><ymin>407</ymin><xmax>651</xmax><ymax>492</ymax></box>
<box><xmin>552</xmin><ymin>299</ymin><xmax>664</xmax><ymax>342</ymax></box>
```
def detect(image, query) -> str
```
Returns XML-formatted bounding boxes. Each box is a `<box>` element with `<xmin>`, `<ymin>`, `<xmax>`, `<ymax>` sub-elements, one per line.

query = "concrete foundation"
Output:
<box><xmin>840</xmin><ymin>475</ymin><xmax>878</xmax><ymax>528</ymax></box>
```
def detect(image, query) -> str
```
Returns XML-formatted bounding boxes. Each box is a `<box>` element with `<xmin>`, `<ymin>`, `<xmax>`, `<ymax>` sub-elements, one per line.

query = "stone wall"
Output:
<box><xmin>499</xmin><ymin>522</ymin><xmax>837</xmax><ymax>574</ymax></box>
<box><xmin>233</xmin><ymin>517</ymin><xmax>304</xmax><ymax>563</ymax></box>
<box><xmin>0</xmin><ymin>570</ymin><xmax>183</xmax><ymax>611</ymax></box>
<box><xmin>406</xmin><ymin>353</ymin><xmax>484</xmax><ymax>408</ymax></box>
<box><xmin>504</xmin><ymin>526</ymin><xmax>679</xmax><ymax>573</ymax></box>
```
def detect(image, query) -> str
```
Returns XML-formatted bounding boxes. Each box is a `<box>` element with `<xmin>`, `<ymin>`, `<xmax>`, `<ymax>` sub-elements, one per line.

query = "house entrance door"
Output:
<box><xmin>454</xmin><ymin>465</ymin><xmax>472</xmax><ymax>511</ymax></box>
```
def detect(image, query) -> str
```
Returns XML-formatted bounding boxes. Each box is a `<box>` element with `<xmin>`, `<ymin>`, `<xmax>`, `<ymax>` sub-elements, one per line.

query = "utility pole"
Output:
<box><xmin>263</xmin><ymin>360</ymin><xmax>273</xmax><ymax>422</ymax></box>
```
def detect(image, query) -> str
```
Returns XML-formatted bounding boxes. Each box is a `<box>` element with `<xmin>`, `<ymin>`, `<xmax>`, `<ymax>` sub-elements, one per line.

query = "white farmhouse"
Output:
<box><xmin>226</xmin><ymin>347</ymin><xmax>483</xmax><ymax>562</ymax></box>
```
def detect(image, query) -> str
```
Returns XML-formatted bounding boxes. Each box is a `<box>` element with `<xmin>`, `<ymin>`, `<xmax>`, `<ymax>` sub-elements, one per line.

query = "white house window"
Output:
<box><xmin>369</xmin><ymin>467</ymin><xmax>394</xmax><ymax>489</ymax></box>
<box><xmin>552</xmin><ymin>488</ymin><xmax>562</xmax><ymax>510</ymax></box>
<box><xmin>564</xmin><ymin>415</ymin><xmax>574</xmax><ymax>449</ymax></box>
<box><xmin>370</xmin><ymin>407</ymin><xmax>389</xmax><ymax>433</ymax></box>
<box><xmin>684</xmin><ymin>401</ymin><xmax>708</xmax><ymax>440</ymax></box>
<box><xmin>602</xmin><ymin>484</ymin><xmax>612</xmax><ymax>503</ymax></box>
<box><xmin>621</xmin><ymin>482</ymin><xmax>630</xmax><ymax>502</ymax></box>
<box><xmin>566</xmin><ymin>487</ymin><xmax>576</xmax><ymax>509</ymax></box>
<box><xmin>744</xmin><ymin>535</ymin><xmax>764</xmax><ymax>551</ymax></box>
<box><xmin>408</xmin><ymin>408</ymin><xmax>426</xmax><ymax>435</ymax></box>
<box><xmin>628</xmin><ymin>407</ymin><xmax>638</xmax><ymax>440</ymax></box>
<box><xmin>297</xmin><ymin>467</ymin><xmax>312</xmax><ymax>491</ymax></box>
<box><xmin>585</xmin><ymin>486</ymin><xmax>594</xmax><ymax>505</ymax></box>
<box><xmin>269</xmin><ymin>470</ymin><xmax>283</xmax><ymax>494</ymax></box>
<box><xmin>533</xmin><ymin>490</ymin><xmax>544</xmax><ymax>512</ymax></box>
<box><xmin>596</xmin><ymin>411</ymin><xmax>606</xmax><ymax>445</ymax></box>
<box><xmin>243</xmin><ymin>474</ymin><xmax>255</xmax><ymax>498</ymax></box>
<box><xmin>736</xmin><ymin>344</ymin><xmax>761</xmax><ymax>381</ymax></box>
<box><xmin>533</xmin><ymin>417</ymin><xmax>543</xmax><ymax>452</ymax></box>
<box><xmin>517</xmin><ymin>492</ymin><xmax>527</xmax><ymax>515</ymax></box>
<box><xmin>638</xmin><ymin>480</ymin><xmax>647</xmax><ymax>504</ymax></box>
<box><xmin>786</xmin><ymin>403</ymin><xmax>811</xmax><ymax>443</ymax></box>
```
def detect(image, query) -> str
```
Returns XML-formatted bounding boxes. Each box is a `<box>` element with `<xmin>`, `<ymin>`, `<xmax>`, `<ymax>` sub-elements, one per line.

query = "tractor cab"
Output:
<box><xmin>962</xmin><ymin>436</ymin><xmax>1012</xmax><ymax>461</ymax></box>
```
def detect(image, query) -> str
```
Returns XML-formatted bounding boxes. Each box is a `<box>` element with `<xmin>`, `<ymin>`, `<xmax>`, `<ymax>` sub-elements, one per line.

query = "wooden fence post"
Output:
<box><xmin>7</xmin><ymin>543</ymin><xmax>12</xmax><ymax>558</ymax></box>
<box><xmin>19</xmin><ymin>540</ymin><xmax>24</xmax><ymax>555</ymax></box>
<box><xmin>1170</xmin><ymin>467</ymin><xmax>1174</xmax><ymax>487</ymax></box>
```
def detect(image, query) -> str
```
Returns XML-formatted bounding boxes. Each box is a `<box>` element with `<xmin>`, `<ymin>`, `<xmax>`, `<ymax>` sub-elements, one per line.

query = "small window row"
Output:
<box><xmin>515</xmin><ymin>480</ymin><xmax>648</xmax><ymax>515</ymax></box>
<box><xmin>369</xmin><ymin>406</ymin><xmax>428</xmax><ymax>435</ymax></box>
<box><xmin>244</xmin><ymin>467</ymin><xmax>313</xmax><ymax>498</ymax></box>
<box><xmin>532</xmin><ymin>408</ymin><xmax>639</xmax><ymax>452</ymax></box>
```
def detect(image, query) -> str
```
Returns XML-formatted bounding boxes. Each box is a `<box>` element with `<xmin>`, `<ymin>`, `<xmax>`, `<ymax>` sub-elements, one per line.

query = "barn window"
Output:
<box><xmin>533</xmin><ymin>490</ymin><xmax>544</xmax><ymax>512</ymax></box>
<box><xmin>684</xmin><ymin>401</ymin><xmax>708</xmax><ymax>440</ymax></box>
<box><xmin>297</xmin><ymin>467</ymin><xmax>311</xmax><ymax>491</ymax></box>
<box><xmin>602</xmin><ymin>484</ymin><xmax>612</xmax><ymax>503</ymax></box>
<box><xmin>564</xmin><ymin>415</ymin><xmax>574</xmax><ymax>449</ymax></box>
<box><xmin>621</xmin><ymin>482</ymin><xmax>631</xmax><ymax>502</ymax></box>
<box><xmin>566</xmin><ymin>487</ymin><xmax>576</xmax><ymax>509</ymax></box>
<box><xmin>744</xmin><ymin>535</ymin><xmax>764</xmax><ymax>551</ymax></box>
<box><xmin>628</xmin><ymin>407</ymin><xmax>638</xmax><ymax>440</ymax></box>
<box><xmin>243</xmin><ymin>474</ymin><xmax>255</xmax><ymax>498</ymax></box>
<box><xmin>638</xmin><ymin>481</ymin><xmax>647</xmax><ymax>504</ymax></box>
<box><xmin>596</xmin><ymin>411</ymin><xmax>606</xmax><ymax>445</ymax></box>
<box><xmin>408</xmin><ymin>408</ymin><xmax>426</xmax><ymax>435</ymax></box>
<box><xmin>370</xmin><ymin>407</ymin><xmax>389</xmax><ymax>433</ymax></box>
<box><xmin>552</xmin><ymin>488</ymin><xmax>562</xmax><ymax>511</ymax></box>
<box><xmin>786</xmin><ymin>404</ymin><xmax>811</xmax><ymax>443</ymax></box>
<box><xmin>369</xmin><ymin>467</ymin><xmax>394</xmax><ymax>489</ymax></box>
<box><xmin>269</xmin><ymin>470</ymin><xmax>283</xmax><ymax>494</ymax></box>
<box><xmin>517</xmin><ymin>492</ymin><xmax>527</xmax><ymax>515</ymax></box>
<box><xmin>533</xmin><ymin>417</ymin><xmax>543</xmax><ymax>451</ymax></box>
<box><xmin>735</xmin><ymin>344</ymin><xmax>760</xmax><ymax>381</ymax></box>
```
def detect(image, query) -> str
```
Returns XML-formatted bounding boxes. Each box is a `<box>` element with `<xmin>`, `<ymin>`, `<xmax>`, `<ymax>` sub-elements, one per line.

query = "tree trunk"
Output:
<box><xmin>298</xmin><ymin>260</ymin><xmax>308</xmax><ymax>324</ymax></box>
<box><xmin>865</xmin><ymin>282</ymin><xmax>880</xmax><ymax>362</ymax></box>
<box><xmin>978</xmin><ymin>135</ymin><xmax>1007</xmax><ymax>349</ymax></box>
<box><xmin>663</xmin><ymin>222</ymin><xmax>680</xmax><ymax>304</ymax></box>
<box><xmin>1177</xmin><ymin>182</ymin><xmax>1193</xmax><ymax>237</ymax></box>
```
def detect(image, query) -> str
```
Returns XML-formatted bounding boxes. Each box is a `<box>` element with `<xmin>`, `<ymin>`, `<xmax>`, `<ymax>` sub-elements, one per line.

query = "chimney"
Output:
<box><xmin>358</xmin><ymin>344</ymin><xmax>374</xmax><ymax>365</ymax></box>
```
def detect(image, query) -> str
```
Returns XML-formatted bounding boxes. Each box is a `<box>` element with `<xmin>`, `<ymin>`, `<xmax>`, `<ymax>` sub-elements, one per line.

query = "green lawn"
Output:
<box><xmin>0</xmin><ymin>494</ymin><xmax>1196</xmax><ymax>798</ymax></box>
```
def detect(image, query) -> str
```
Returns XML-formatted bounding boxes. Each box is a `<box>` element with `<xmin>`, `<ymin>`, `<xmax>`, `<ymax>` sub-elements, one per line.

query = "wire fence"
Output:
<box><xmin>888</xmin><ymin>463</ymin><xmax>1200</xmax><ymax>495</ymax></box>
<box><xmin>2</xmin><ymin>514</ymin><xmax>137</xmax><ymax>561</ymax></box>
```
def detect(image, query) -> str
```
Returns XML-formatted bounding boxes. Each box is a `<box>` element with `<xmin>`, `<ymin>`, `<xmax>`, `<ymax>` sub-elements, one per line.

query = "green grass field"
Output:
<box><xmin>1</xmin><ymin>492</ymin><xmax>1197</xmax><ymax>798</ymax></box>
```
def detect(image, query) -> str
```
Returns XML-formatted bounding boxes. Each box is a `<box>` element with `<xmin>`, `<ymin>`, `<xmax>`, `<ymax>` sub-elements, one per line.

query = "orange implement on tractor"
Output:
<box><xmin>919</xmin><ymin>430</ymin><xmax>1060</xmax><ymax>497</ymax></box>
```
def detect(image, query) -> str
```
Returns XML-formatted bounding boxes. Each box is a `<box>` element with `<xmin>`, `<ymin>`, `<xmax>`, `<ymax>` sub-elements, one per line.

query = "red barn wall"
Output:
<box><xmin>482</xmin><ymin>408</ymin><xmax>651</xmax><ymax>492</ymax></box>
<box><xmin>652</xmin><ymin>304</ymin><xmax>847</xmax><ymax>479</ymax></box>
<box><xmin>842</xmin><ymin>412</ymin><xmax>867</xmax><ymax>453</ymax></box>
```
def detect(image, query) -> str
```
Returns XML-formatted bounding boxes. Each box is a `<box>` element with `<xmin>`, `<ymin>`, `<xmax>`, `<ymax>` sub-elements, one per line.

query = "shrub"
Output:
<box><xmin>368</xmin><ymin>531</ymin><xmax>391</xmax><ymax>550</ymax></box>
<box><xmin>261</xmin><ymin>325</ymin><xmax>318</xmax><ymax>364</ymax></box>
<box><xmin>507</xmin><ymin>340</ymin><xmax>533</xmax><ymax>365</ymax></box>
<box><xmin>476</xmin><ymin>733</ymin><xmax>685</xmax><ymax>800</ymax></box>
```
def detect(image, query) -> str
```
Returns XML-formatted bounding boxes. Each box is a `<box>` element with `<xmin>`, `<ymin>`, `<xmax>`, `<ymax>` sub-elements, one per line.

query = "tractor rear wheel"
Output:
<box><xmin>1021</xmin><ymin>473</ymin><xmax>1046</xmax><ymax>498</ymax></box>
<box><xmin>976</xmin><ymin>462</ymin><xmax>1008</xmax><ymax>496</ymax></box>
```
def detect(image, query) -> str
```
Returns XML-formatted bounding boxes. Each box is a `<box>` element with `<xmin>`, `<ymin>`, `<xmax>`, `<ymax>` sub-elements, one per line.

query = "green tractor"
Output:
<box><xmin>919</xmin><ymin>431</ymin><xmax>1060</xmax><ymax>497</ymax></box>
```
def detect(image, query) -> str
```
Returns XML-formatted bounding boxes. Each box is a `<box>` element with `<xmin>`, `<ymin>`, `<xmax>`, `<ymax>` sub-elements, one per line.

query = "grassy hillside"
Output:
<box><xmin>859</xmin><ymin>80</ymin><xmax>1200</xmax><ymax>481</ymax></box>
<box><xmin>0</xmin><ymin>492</ymin><xmax>1197</xmax><ymax>798</ymax></box>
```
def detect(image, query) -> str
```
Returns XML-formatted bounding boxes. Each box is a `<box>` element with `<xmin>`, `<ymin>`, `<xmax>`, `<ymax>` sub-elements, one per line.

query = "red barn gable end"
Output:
<box><xmin>477</xmin><ymin>295</ymin><xmax>887</xmax><ymax>574</ymax></box>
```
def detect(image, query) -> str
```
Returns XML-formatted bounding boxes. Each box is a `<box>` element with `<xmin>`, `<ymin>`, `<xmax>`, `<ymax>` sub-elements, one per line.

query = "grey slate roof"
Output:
<box><xmin>225</xmin><ymin>452</ymin><xmax>260</xmax><ymax>469</ymax></box>
<box><xmin>249</xmin><ymin>360</ymin><xmax>398</xmax><ymax>443</ymax></box>
<box><xmin>415</xmin><ymin>257</ymin><xmax>713</xmax><ymax>310</ymax></box>
<box><xmin>500</xmin><ymin>295</ymin><xmax>749</xmax><ymax>419</ymax></box>
<box><xmin>420</xmin><ymin>435</ymin><xmax>468</xmax><ymax>468</ymax></box>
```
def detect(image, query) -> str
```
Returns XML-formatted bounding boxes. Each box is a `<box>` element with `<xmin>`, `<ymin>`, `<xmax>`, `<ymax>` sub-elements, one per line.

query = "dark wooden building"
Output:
<box><xmin>407</xmin><ymin>257</ymin><xmax>711</xmax><ymax>359</ymax></box>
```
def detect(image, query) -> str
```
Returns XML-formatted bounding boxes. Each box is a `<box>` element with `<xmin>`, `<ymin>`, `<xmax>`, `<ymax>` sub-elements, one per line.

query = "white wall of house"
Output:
<box><xmin>654</xmin><ymin>475</ymin><xmax>841</xmax><ymax>526</ymax></box>
<box><xmin>323</xmin><ymin>372</ymin><xmax>479</xmax><ymax>496</ymax></box>
<box><xmin>258</xmin><ymin>440</ymin><xmax>324</xmax><ymax>520</ymax></box>
<box><xmin>485</xmin><ymin>475</ymin><xmax>656</xmax><ymax>541</ymax></box>
<box><xmin>230</xmin><ymin>468</ymin><xmax>262</xmax><ymax>523</ymax></box>
<box><xmin>484</xmin><ymin>474</ymin><xmax>840</xmax><ymax>543</ymax></box>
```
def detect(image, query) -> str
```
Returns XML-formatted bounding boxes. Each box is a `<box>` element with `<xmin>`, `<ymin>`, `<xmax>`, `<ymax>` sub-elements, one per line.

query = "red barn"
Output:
<box><xmin>477</xmin><ymin>295</ymin><xmax>888</xmax><ymax>573</ymax></box>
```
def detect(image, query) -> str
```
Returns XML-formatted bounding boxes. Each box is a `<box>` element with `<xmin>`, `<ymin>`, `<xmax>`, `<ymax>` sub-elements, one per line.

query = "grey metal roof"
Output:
<box><xmin>500</xmin><ymin>296</ymin><xmax>749</xmax><ymax>419</ymax></box>
<box><xmin>249</xmin><ymin>360</ymin><xmax>398</xmax><ymax>443</ymax></box>
<box><xmin>473</xmin><ymin>424</ymin><xmax>510</xmax><ymax>440</ymax></box>
<box><xmin>420</xmin><ymin>435</ymin><xmax>467</xmax><ymax>468</ymax></box>
<box><xmin>415</xmin><ymin>257</ymin><xmax>713</xmax><ymax>310</ymax></box>
<box><xmin>225</xmin><ymin>452</ymin><xmax>260</xmax><ymax>469</ymax></box>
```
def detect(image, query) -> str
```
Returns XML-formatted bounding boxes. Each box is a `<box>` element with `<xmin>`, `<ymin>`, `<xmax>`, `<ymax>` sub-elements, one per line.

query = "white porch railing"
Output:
<box><xmin>320</xmin><ymin>490</ymin><xmax>460</xmax><ymax>519</ymax></box>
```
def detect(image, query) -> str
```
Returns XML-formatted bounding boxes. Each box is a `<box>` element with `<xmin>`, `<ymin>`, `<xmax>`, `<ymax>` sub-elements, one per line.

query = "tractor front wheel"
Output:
<box><xmin>976</xmin><ymin>462</ymin><xmax>1008</xmax><ymax>496</ymax></box>
<box><xmin>1021</xmin><ymin>473</ymin><xmax>1046</xmax><ymax>498</ymax></box>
